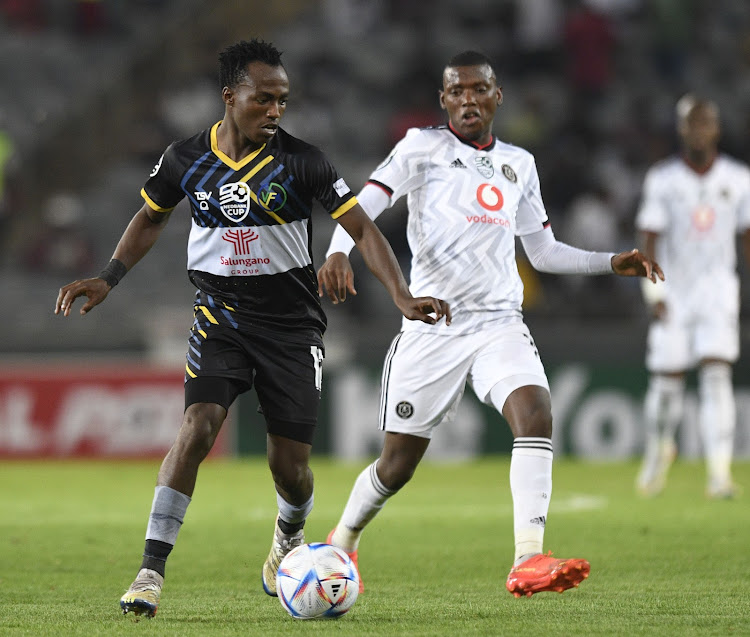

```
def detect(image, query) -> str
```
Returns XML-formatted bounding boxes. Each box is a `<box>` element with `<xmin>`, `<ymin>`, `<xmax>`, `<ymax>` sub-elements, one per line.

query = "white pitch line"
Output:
<box><xmin>550</xmin><ymin>493</ymin><xmax>608</xmax><ymax>512</ymax></box>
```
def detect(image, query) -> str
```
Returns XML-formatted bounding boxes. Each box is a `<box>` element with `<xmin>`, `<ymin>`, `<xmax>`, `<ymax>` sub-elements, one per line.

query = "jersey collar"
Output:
<box><xmin>448</xmin><ymin>121</ymin><xmax>496</xmax><ymax>151</ymax></box>
<box><xmin>681</xmin><ymin>150</ymin><xmax>718</xmax><ymax>176</ymax></box>
<box><xmin>211</xmin><ymin>121</ymin><xmax>267</xmax><ymax>170</ymax></box>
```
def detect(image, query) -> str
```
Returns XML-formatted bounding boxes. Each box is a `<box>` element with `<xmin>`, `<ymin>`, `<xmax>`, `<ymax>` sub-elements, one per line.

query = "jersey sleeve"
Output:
<box><xmin>302</xmin><ymin>148</ymin><xmax>358</xmax><ymax>220</ymax></box>
<box><xmin>515</xmin><ymin>156</ymin><xmax>550</xmax><ymax>236</ymax></box>
<box><xmin>635</xmin><ymin>166</ymin><xmax>667</xmax><ymax>233</ymax></box>
<box><xmin>141</xmin><ymin>143</ymin><xmax>185</xmax><ymax>212</ymax></box>
<box><xmin>366</xmin><ymin>128</ymin><xmax>429</xmax><ymax>203</ymax></box>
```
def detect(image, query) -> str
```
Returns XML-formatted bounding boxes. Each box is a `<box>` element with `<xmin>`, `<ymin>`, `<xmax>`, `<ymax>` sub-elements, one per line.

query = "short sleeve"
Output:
<box><xmin>366</xmin><ymin>128</ymin><xmax>429</xmax><ymax>203</ymax></box>
<box><xmin>515</xmin><ymin>156</ymin><xmax>549</xmax><ymax>236</ymax></box>
<box><xmin>141</xmin><ymin>143</ymin><xmax>185</xmax><ymax>212</ymax></box>
<box><xmin>299</xmin><ymin>148</ymin><xmax>358</xmax><ymax>220</ymax></box>
<box><xmin>635</xmin><ymin>167</ymin><xmax>668</xmax><ymax>233</ymax></box>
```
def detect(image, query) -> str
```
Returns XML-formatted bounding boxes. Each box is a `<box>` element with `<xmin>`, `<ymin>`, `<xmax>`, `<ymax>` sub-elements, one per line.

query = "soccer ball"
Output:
<box><xmin>277</xmin><ymin>542</ymin><xmax>359</xmax><ymax>619</ymax></box>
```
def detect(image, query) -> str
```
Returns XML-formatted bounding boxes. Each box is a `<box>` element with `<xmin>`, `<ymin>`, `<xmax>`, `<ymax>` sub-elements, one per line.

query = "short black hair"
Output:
<box><xmin>219</xmin><ymin>38</ymin><xmax>284</xmax><ymax>89</ymax></box>
<box><xmin>446</xmin><ymin>50</ymin><xmax>496</xmax><ymax>74</ymax></box>
<box><xmin>676</xmin><ymin>93</ymin><xmax>719</xmax><ymax>123</ymax></box>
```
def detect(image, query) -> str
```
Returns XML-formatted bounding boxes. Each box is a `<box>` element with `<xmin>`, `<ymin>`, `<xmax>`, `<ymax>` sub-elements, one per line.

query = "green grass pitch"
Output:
<box><xmin>1</xmin><ymin>458</ymin><xmax>748</xmax><ymax>636</ymax></box>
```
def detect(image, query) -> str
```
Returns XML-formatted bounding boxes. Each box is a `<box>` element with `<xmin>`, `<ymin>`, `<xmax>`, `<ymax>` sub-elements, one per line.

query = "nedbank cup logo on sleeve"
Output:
<box><xmin>219</xmin><ymin>182</ymin><xmax>251</xmax><ymax>222</ymax></box>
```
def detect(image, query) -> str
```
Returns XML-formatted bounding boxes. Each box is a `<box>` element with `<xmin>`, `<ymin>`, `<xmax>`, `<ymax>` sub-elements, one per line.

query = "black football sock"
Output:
<box><xmin>277</xmin><ymin>517</ymin><xmax>305</xmax><ymax>535</ymax></box>
<box><xmin>140</xmin><ymin>539</ymin><xmax>173</xmax><ymax>577</ymax></box>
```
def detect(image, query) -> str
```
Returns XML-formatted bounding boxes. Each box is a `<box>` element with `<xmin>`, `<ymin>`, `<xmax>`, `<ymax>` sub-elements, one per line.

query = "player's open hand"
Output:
<box><xmin>611</xmin><ymin>249</ymin><xmax>665</xmax><ymax>283</ymax></box>
<box><xmin>54</xmin><ymin>277</ymin><xmax>111</xmax><ymax>317</ymax></box>
<box><xmin>396</xmin><ymin>295</ymin><xmax>452</xmax><ymax>326</ymax></box>
<box><xmin>317</xmin><ymin>252</ymin><xmax>356</xmax><ymax>304</ymax></box>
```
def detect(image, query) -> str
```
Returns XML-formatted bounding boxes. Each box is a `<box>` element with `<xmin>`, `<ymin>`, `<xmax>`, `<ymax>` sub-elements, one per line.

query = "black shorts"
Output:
<box><xmin>184</xmin><ymin>324</ymin><xmax>324</xmax><ymax>444</ymax></box>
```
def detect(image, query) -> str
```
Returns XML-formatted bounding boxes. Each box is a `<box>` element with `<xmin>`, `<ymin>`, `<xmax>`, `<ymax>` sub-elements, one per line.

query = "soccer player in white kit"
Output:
<box><xmin>635</xmin><ymin>94</ymin><xmax>750</xmax><ymax>499</ymax></box>
<box><xmin>317</xmin><ymin>51</ymin><xmax>663</xmax><ymax>598</ymax></box>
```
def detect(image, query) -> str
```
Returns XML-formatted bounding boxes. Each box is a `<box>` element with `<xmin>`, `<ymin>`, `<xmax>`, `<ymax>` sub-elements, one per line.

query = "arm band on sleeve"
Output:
<box><xmin>520</xmin><ymin>226</ymin><xmax>615</xmax><ymax>274</ymax></box>
<box><xmin>325</xmin><ymin>183</ymin><xmax>391</xmax><ymax>258</ymax></box>
<box><xmin>98</xmin><ymin>258</ymin><xmax>128</xmax><ymax>288</ymax></box>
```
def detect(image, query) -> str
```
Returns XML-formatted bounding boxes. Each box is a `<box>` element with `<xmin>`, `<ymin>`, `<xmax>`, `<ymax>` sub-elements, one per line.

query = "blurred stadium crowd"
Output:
<box><xmin>2</xmin><ymin>0</ymin><xmax>750</xmax><ymax>359</ymax></box>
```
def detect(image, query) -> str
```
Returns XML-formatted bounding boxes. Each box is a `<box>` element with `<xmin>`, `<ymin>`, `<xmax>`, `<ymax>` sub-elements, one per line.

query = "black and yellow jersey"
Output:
<box><xmin>141</xmin><ymin>122</ymin><xmax>357</xmax><ymax>344</ymax></box>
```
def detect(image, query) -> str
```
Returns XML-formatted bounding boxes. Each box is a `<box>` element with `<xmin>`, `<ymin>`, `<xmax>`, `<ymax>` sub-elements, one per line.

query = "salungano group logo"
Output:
<box><xmin>222</xmin><ymin>228</ymin><xmax>258</xmax><ymax>255</ymax></box>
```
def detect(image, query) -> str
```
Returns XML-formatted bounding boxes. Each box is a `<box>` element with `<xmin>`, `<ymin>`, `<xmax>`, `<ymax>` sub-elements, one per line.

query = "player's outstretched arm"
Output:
<box><xmin>322</xmin><ymin>205</ymin><xmax>451</xmax><ymax>325</ymax></box>
<box><xmin>55</xmin><ymin>203</ymin><xmax>171</xmax><ymax>317</ymax></box>
<box><xmin>611</xmin><ymin>248</ymin><xmax>664</xmax><ymax>283</ymax></box>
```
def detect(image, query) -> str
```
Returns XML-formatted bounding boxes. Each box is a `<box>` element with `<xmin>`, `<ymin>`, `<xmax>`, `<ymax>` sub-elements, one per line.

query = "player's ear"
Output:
<box><xmin>439</xmin><ymin>90</ymin><xmax>446</xmax><ymax>111</ymax></box>
<box><xmin>496</xmin><ymin>87</ymin><xmax>503</xmax><ymax>106</ymax></box>
<box><xmin>222</xmin><ymin>86</ymin><xmax>234</xmax><ymax>107</ymax></box>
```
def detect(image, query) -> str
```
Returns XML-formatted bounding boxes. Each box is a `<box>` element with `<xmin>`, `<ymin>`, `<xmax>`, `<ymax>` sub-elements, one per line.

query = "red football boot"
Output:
<box><xmin>327</xmin><ymin>527</ymin><xmax>364</xmax><ymax>593</ymax></box>
<box><xmin>506</xmin><ymin>551</ymin><xmax>590</xmax><ymax>598</ymax></box>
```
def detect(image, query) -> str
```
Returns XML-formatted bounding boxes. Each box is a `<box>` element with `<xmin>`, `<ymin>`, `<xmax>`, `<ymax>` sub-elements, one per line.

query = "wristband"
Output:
<box><xmin>98</xmin><ymin>258</ymin><xmax>128</xmax><ymax>288</ymax></box>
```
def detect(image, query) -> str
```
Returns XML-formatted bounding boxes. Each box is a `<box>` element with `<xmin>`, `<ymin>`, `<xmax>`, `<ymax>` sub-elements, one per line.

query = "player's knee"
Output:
<box><xmin>270</xmin><ymin>457</ymin><xmax>312</xmax><ymax>495</ymax></box>
<box><xmin>510</xmin><ymin>401</ymin><xmax>552</xmax><ymax>438</ymax></box>
<box><xmin>698</xmin><ymin>361</ymin><xmax>732</xmax><ymax>396</ymax></box>
<box><xmin>503</xmin><ymin>385</ymin><xmax>552</xmax><ymax>438</ymax></box>
<box><xmin>177</xmin><ymin>407</ymin><xmax>223</xmax><ymax>459</ymax></box>
<box><xmin>376</xmin><ymin>456</ymin><xmax>417</xmax><ymax>491</ymax></box>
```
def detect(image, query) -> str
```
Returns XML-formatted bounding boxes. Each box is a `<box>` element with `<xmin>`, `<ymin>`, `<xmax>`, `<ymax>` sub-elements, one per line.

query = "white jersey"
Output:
<box><xmin>367</xmin><ymin>126</ymin><xmax>549</xmax><ymax>335</ymax></box>
<box><xmin>636</xmin><ymin>154</ymin><xmax>750</xmax><ymax>320</ymax></box>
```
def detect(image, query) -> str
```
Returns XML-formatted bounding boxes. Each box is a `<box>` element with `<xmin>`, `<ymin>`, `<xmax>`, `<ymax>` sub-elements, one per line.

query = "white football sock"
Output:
<box><xmin>145</xmin><ymin>485</ymin><xmax>191</xmax><ymax>545</ymax></box>
<box><xmin>644</xmin><ymin>374</ymin><xmax>685</xmax><ymax>448</ymax></box>
<box><xmin>333</xmin><ymin>461</ymin><xmax>396</xmax><ymax>552</ymax></box>
<box><xmin>277</xmin><ymin>492</ymin><xmax>314</xmax><ymax>527</ymax></box>
<box><xmin>639</xmin><ymin>375</ymin><xmax>684</xmax><ymax>486</ymax></box>
<box><xmin>699</xmin><ymin>362</ymin><xmax>735</xmax><ymax>486</ymax></box>
<box><xmin>510</xmin><ymin>437</ymin><xmax>553</xmax><ymax>565</ymax></box>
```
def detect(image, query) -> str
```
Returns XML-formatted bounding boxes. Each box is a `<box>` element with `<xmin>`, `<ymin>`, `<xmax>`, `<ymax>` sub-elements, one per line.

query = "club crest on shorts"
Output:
<box><xmin>219</xmin><ymin>181</ymin><xmax>251</xmax><ymax>222</ymax></box>
<box><xmin>502</xmin><ymin>164</ymin><xmax>517</xmax><ymax>183</ymax></box>
<box><xmin>475</xmin><ymin>155</ymin><xmax>494</xmax><ymax>179</ymax></box>
<box><xmin>395</xmin><ymin>401</ymin><xmax>414</xmax><ymax>419</ymax></box>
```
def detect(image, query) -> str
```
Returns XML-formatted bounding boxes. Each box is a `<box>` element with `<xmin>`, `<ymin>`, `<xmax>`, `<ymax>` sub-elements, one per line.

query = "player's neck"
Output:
<box><xmin>216</xmin><ymin>120</ymin><xmax>265</xmax><ymax>161</ymax></box>
<box><xmin>448</xmin><ymin>121</ymin><xmax>494</xmax><ymax>149</ymax></box>
<box><xmin>682</xmin><ymin>149</ymin><xmax>717</xmax><ymax>175</ymax></box>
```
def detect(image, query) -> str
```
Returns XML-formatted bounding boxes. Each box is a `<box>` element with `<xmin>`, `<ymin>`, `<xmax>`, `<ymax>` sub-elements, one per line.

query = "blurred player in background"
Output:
<box><xmin>54</xmin><ymin>38</ymin><xmax>449</xmax><ymax>617</ymax></box>
<box><xmin>317</xmin><ymin>50</ymin><xmax>662</xmax><ymax>598</ymax></box>
<box><xmin>635</xmin><ymin>95</ymin><xmax>750</xmax><ymax>499</ymax></box>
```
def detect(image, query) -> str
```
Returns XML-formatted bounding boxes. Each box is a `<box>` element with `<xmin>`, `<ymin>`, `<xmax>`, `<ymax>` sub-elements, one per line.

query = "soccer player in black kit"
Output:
<box><xmin>54</xmin><ymin>38</ymin><xmax>450</xmax><ymax>617</ymax></box>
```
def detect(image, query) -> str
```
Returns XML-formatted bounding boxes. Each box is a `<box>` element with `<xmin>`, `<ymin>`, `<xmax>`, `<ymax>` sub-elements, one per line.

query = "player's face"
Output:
<box><xmin>440</xmin><ymin>64</ymin><xmax>502</xmax><ymax>144</ymax></box>
<box><xmin>679</xmin><ymin>104</ymin><xmax>720</xmax><ymax>154</ymax></box>
<box><xmin>227</xmin><ymin>62</ymin><xmax>289</xmax><ymax>146</ymax></box>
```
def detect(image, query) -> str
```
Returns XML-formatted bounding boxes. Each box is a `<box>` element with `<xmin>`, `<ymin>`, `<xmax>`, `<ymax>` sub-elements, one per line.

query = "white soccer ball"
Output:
<box><xmin>277</xmin><ymin>542</ymin><xmax>360</xmax><ymax>619</ymax></box>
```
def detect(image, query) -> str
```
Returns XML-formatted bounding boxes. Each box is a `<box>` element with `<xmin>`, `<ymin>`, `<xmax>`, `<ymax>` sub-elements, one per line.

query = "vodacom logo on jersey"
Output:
<box><xmin>476</xmin><ymin>183</ymin><xmax>504</xmax><ymax>211</ymax></box>
<box><xmin>467</xmin><ymin>183</ymin><xmax>510</xmax><ymax>228</ymax></box>
<box><xmin>692</xmin><ymin>204</ymin><xmax>716</xmax><ymax>232</ymax></box>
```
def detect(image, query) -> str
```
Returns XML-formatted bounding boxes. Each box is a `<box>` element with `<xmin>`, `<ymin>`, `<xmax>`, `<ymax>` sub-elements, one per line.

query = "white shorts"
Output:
<box><xmin>646</xmin><ymin>314</ymin><xmax>739</xmax><ymax>373</ymax></box>
<box><xmin>378</xmin><ymin>322</ymin><xmax>549</xmax><ymax>438</ymax></box>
